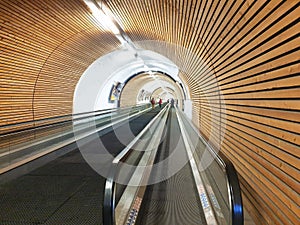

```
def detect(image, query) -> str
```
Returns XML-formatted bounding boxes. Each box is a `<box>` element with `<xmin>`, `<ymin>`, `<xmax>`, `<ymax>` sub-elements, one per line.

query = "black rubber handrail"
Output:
<box><xmin>0</xmin><ymin>104</ymin><xmax>150</xmax><ymax>136</ymax></box>
<box><xmin>219</xmin><ymin>151</ymin><xmax>244</xmax><ymax>225</ymax></box>
<box><xmin>0</xmin><ymin>108</ymin><xmax>114</xmax><ymax>130</ymax></box>
<box><xmin>103</xmin><ymin>164</ymin><xmax>118</xmax><ymax>225</ymax></box>
<box><xmin>0</xmin><ymin>110</ymin><xmax>113</xmax><ymax>137</ymax></box>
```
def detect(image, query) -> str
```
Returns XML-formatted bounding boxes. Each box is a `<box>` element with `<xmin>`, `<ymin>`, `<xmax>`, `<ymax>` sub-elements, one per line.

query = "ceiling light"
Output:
<box><xmin>84</xmin><ymin>0</ymin><xmax>120</xmax><ymax>35</ymax></box>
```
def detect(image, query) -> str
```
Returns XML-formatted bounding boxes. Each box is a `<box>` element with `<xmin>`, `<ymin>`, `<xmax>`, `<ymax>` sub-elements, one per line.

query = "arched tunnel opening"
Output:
<box><xmin>119</xmin><ymin>71</ymin><xmax>185</xmax><ymax>108</ymax></box>
<box><xmin>0</xmin><ymin>1</ymin><xmax>299</xmax><ymax>225</ymax></box>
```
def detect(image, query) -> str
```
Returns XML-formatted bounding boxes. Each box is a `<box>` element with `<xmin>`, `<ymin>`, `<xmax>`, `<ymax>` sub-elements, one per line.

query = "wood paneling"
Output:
<box><xmin>0</xmin><ymin>0</ymin><xmax>299</xmax><ymax>224</ymax></box>
<box><xmin>0</xmin><ymin>0</ymin><xmax>120</xmax><ymax>130</ymax></box>
<box><xmin>106</xmin><ymin>0</ymin><xmax>299</xmax><ymax>224</ymax></box>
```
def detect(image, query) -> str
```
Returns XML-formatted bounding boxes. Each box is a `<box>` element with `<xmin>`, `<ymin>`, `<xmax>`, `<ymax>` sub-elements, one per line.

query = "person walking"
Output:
<box><xmin>170</xmin><ymin>98</ymin><xmax>175</xmax><ymax>107</ymax></box>
<box><xmin>150</xmin><ymin>98</ymin><xmax>155</xmax><ymax>109</ymax></box>
<box><xmin>159</xmin><ymin>98</ymin><xmax>162</xmax><ymax>108</ymax></box>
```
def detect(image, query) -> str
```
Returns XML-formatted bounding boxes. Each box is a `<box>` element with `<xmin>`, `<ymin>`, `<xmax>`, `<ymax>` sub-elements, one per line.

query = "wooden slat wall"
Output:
<box><xmin>120</xmin><ymin>75</ymin><xmax>152</xmax><ymax>107</ymax></box>
<box><xmin>0</xmin><ymin>0</ymin><xmax>120</xmax><ymax>130</ymax></box>
<box><xmin>0</xmin><ymin>0</ymin><xmax>299</xmax><ymax>224</ymax></box>
<box><xmin>106</xmin><ymin>0</ymin><xmax>300</xmax><ymax>224</ymax></box>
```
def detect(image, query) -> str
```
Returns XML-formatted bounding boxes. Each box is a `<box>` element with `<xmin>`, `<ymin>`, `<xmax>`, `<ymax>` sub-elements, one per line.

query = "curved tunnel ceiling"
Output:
<box><xmin>119</xmin><ymin>72</ymin><xmax>183</xmax><ymax>107</ymax></box>
<box><xmin>73</xmin><ymin>48</ymin><xmax>183</xmax><ymax>112</ymax></box>
<box><xmin>0</xmin><ymin>1</ymin><xmax>299</xmax><ymax>224</ymax></box>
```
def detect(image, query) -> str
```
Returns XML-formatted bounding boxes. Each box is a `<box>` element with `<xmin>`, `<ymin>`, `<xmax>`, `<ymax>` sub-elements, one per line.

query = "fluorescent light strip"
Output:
<box><xmin>84</xmin><ymin>0</ymin><xmax>120</xmax><ymax>35</ymax></box>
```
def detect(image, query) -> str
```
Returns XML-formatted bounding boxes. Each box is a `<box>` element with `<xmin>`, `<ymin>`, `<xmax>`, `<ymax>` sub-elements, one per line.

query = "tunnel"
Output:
<box><xmin>0</xmin><ymin>1</ymin><xmax>299</xmax><ymax>225</ymax></box>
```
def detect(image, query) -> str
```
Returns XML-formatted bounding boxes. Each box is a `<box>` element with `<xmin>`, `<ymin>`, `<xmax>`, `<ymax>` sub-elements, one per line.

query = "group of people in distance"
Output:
<box><xmin>150</xmin><ymin>97</ymin><xmax>175</xmax><ymax>109</ymax></box>
<box><xmin>150</xmin><ymin>97</ymin><xmax>161</xmax><ymax>109</ymax></box>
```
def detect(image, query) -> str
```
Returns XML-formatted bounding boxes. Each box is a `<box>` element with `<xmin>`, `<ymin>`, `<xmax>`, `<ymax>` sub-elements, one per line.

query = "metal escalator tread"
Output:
<box><xmin>0</xmin><ymin>108</ymin><xmax>161</xmax><ymax>225</ymax></box>
<box><xmin>135</xmin><ymin>108</ymin><xmax>207</xmax><ymax>225</ymax></box>
<box><xmin>99</xmin><ymin>107</ymin><xmax>161</xmax><ymax>157</ymax></box>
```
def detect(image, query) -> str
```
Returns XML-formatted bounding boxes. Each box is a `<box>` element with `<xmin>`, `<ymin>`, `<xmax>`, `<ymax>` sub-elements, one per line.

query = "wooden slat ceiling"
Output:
<box><xmin>120</xmin><ymin>72</ymin><xmax>181</xmax><ymax>107</ymax></box>
<box><xmin>0</xmin><ymin>0</ymin><xmax>120</xmax><ymax>127</ymax></box>
<box><xmin>0</xmin><ymin>0</ymin><xmax>299</xmax><ymax>224</ymax></box>
<box><xmin>105</xmin><ymin>1</ymin><xmax>300</xmax><ymax>224</ymax></box>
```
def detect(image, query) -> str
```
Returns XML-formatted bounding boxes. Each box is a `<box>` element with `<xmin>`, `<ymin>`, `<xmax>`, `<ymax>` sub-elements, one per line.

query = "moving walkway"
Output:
<box><xmin>0</xmin><ymin>104</ymin><xmax>161</xmax><ymax>224</ymax></box>
<box><xmin>103</xmin><ymin>105</ymin><xmax>243</xmax><ymax>225</ymax></box>
<box><xmin>0</xmin><ymin>104</ymin><xmax>243</xmax><ymax>225</ymax></box>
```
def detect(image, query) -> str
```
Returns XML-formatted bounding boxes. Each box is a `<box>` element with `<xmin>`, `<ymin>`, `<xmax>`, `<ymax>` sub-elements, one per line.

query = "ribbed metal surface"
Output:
<box><xmin>0</xmin><ymin>150</ymin><xmax>104</xmax><ymax>225</ymax></box>
<box><xmin>136</xmin><ymin>109</ymin><xmax>207</xmax><ymax>225</ymax></box>
<box><xmin>0</xmin><ymin>109</ymin><xmax>161</xmax><ymax>225</ymax></box>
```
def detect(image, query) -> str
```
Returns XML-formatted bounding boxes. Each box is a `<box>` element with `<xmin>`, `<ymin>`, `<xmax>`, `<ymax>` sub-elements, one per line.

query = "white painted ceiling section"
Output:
<box><xmin>73</xmin><ymin>47</ymin><xmax>183</xmax><ymax>114</ymax></box>
<box><xmin>137</xmin><ymin>79</ymin><xmax>179</xmax><ymax>102</ymax></box>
